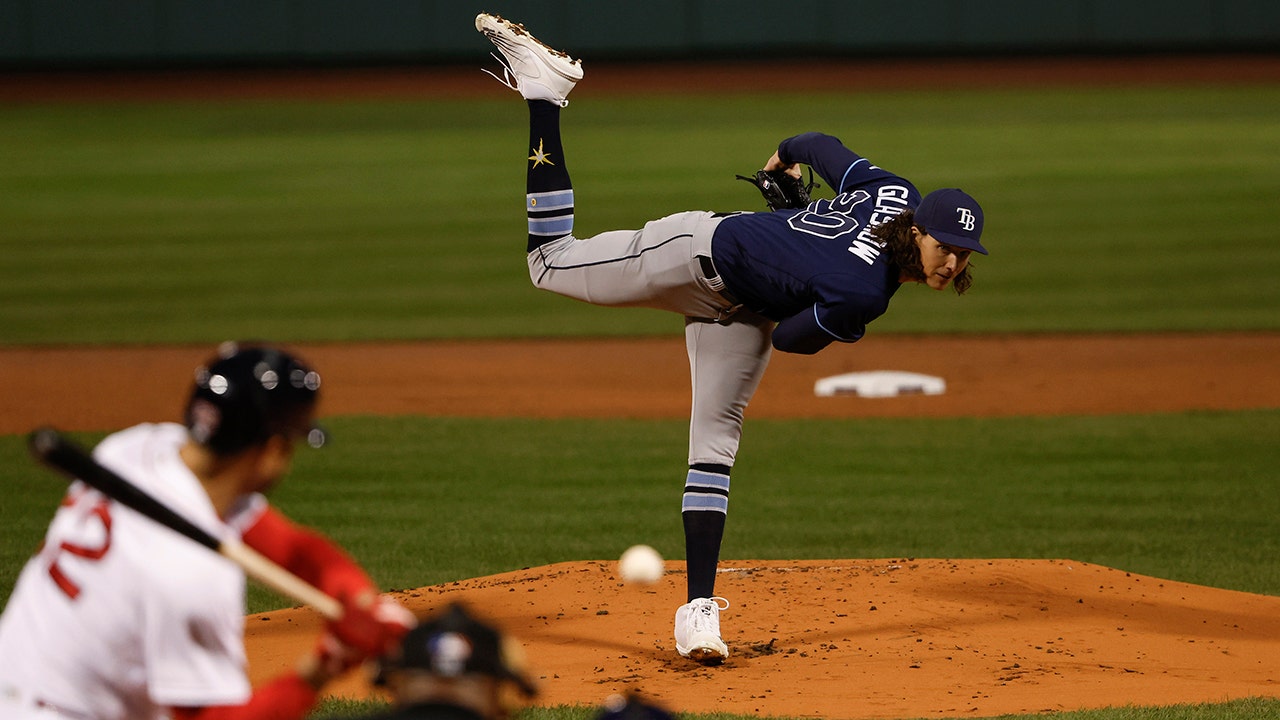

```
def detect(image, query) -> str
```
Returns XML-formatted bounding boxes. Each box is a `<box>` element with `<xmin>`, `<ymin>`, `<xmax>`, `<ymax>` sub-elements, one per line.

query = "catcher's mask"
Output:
<box><xmin>184</xmin><ymin>342</ymin><xmax>326</xmax><ymax>456</ymax></box>
<box><xmin>373</xmin><ymin>602</ymin><xmax>538</xmax><ymax>698</ymax></box>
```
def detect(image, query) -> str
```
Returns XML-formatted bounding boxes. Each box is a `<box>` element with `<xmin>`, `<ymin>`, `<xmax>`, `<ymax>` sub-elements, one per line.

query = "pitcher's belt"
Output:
<box><xmin>697</xmin><ymin>255</ymin><xmax>740</xmax><ymax>306</ymax></box>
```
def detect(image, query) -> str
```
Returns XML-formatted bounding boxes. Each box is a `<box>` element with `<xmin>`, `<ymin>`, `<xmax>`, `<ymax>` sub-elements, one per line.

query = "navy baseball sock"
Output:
<box><xmin>682</xmin><ymin>463</ymin><xmax>730</xmax><ymax>602</ymax></box>
<box><xmin>525</xmin><ymin>100</ymin><xmax>574</xmax><ymax>252</ymax></box>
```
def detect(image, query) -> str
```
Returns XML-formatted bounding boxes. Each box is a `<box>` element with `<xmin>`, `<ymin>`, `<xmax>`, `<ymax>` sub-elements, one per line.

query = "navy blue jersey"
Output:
<box><xmin>711</xmin><ymin>132</ymin><xmax>922</xmax><ymax>354</ymax></box>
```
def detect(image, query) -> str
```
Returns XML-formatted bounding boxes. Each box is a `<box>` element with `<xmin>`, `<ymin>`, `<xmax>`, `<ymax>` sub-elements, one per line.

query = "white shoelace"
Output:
<box><xmin>689</xmin><ymin>597</ymin><xmax>730</xmax><ymax>633</ymax></box>
<box><xmin>480</xmin><ymin>52</ymin><xmax>521</xmax><ymax>93</ymax></box>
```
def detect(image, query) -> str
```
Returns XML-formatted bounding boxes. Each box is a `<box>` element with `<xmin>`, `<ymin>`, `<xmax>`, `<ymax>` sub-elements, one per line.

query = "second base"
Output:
<box><xmin>814</xmin><ymin>370</ymin><xmax>945</xmax><ymax>398</ymax></box>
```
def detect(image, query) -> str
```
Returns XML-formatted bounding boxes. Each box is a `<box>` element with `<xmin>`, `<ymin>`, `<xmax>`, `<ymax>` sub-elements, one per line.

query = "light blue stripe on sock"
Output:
<box><xmin>527</xmin><ymin>189</ymin><xmax>574</xmax><ymax>211</ymax></box>
<box><xmin>682</xmin><ymin>492</ymin><xmax>728</xmax><ymax>513</ymax></box>
<box><xmin>685</xmin><ymin>469</ymin><xmax>730</xmax><ymax>492</ymax></box>
<box><xmin>528</xmin><ymin>215</ymin><xmax>575</xmax><ymax>236</ymax></box>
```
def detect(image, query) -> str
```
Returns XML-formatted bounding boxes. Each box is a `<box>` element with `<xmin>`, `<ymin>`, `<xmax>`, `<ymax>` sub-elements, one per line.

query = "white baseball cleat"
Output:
<box><xmin>674</xmin><ymin>596</ymin><xmax>730</xmax><ymax>665</ymax></box>
<box><xmin>475</xmin><ymin>13</ymin><xmax>583</xmax><ymax>107</ymax></box>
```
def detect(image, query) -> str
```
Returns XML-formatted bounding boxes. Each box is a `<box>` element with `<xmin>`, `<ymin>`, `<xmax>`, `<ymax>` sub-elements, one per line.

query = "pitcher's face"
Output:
<box><xmin>913</xmin><ymin>227</ymin><xmax>972</xmax><ymax>291</ymax></box>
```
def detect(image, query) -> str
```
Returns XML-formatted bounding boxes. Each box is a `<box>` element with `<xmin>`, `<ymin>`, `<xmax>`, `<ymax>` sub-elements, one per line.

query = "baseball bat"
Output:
<box><xmin>27</xmin><ymin>427</ymin><xmax>342</xmax><ymax>620</ymax></box>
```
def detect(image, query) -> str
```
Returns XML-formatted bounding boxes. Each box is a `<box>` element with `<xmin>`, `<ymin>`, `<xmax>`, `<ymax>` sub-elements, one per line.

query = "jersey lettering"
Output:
<box><xmin>844</xmin><ymin>184</ymin><xmax>914</xmax><ymax>266</ymax></box>
<box><xmin>847</xmin><ymin>239</ymin><xmax>880</xmax><ymax>264</ymax></box>
<box><xmin>787</xmin><ymin>189</ymin><xmax>872</xmax><ymax>241</ymax></box>
<box><xmin>47</xmin><ymin>491</ymin><xmax>114</xmax><ymax>600</ymax></box>
<box><xmin>854</xmin><ymin>185</ymin><xmax>913</xmax><ymax>245</ymax></box>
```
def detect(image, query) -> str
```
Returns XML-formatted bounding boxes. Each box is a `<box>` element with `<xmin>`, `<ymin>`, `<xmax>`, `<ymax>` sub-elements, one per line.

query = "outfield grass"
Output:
<box><xmin>2</xmin><ymin>85</ymin><xmax>1279</xmax><ymax>345</ymax></box>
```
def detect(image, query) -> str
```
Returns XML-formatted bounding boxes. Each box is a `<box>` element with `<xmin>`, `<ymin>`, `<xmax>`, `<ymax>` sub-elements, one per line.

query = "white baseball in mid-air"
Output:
<box><xmin>618</xmin><ymin>544</ymin><xmax>665</xmax><ymax>584</ymax></box>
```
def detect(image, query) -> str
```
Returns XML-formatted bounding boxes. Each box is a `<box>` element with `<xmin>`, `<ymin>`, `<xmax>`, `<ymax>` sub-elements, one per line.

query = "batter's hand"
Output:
<box><xmin>310</xmin><ymin>632</ymin><xmax>365</xmax><ymax>680</ymax></box>
<box><xmin>325</xmin><ymin>589</ymin><xmax>415</xmax><ymax>658</ymax></box>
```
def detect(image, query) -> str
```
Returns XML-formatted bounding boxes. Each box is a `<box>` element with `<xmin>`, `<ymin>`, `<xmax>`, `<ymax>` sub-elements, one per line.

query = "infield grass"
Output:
<box><xmin>2</xmin><ymin>84</ymin><xmax>1280</xmax><ymax>344</ymax></box>
<box><xmin>310</xmin><ymin>697</ymin><xmax>1280</xmax><ymax>720</ymax></box>
<box><xmin>3</xmin><ymin>409</ymin><xmax>1277</xmax><ymax>607</ymax></box>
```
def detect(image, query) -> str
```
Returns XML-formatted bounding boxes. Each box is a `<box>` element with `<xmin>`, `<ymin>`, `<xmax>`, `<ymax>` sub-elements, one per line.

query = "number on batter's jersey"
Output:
<box><xmin>786</xmin><ymin>189</ymin><xmax>872</xmax><ymax>240</ymax></box>
<box><xmin>46</xmin><ymin>487</ymin><xmax>114</xmax><ymax>600</ymax></box>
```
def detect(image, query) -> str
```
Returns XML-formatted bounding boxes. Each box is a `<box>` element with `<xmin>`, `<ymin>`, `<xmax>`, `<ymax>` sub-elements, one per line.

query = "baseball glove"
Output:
<box><xmin>736</xmin><ymin>168</ymin><xmax>819</xmax><ymax>211</ymax></box>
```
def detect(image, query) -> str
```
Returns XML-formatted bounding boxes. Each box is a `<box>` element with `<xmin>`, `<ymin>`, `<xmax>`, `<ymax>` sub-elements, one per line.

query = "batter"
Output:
<box><xmin>0</xmin><ymin>344</ymin><xmax>412</xmax><ymax>719</ymax></box>
<box><xmin>477</xmin><ymin>13</ymin><xmax>989</xmax><ymax>665</ymax></box>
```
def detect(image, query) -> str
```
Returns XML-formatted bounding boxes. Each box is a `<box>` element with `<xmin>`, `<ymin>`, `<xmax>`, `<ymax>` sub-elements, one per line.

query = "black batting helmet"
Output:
<box><xmin>184</xmin><ymin>342</ymin><xmax>326</xmax><ymax>455</ymax></box>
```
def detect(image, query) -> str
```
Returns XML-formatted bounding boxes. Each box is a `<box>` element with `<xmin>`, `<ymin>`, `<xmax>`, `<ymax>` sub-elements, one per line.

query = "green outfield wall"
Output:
<box><xmin>1</xmin><ymin>0</ymin><xmax>1276</xmax><ymax>67</ymax></box>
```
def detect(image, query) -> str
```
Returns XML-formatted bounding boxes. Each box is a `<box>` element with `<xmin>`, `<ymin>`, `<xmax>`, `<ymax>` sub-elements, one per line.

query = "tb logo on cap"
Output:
<box><xmin>915</xmin><ymin>188</ymin><xmax>988</xmax><ymax>255</ymax></box>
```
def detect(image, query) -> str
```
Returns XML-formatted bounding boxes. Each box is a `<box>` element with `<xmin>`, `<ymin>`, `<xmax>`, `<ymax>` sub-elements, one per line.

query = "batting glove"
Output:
<box><xmin>326</xmin><ymin>590</ymin><xmax>415</xmax><ymax>658</ymax></box>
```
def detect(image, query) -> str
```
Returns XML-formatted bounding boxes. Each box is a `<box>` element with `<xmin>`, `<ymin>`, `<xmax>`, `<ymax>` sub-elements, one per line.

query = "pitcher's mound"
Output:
<box><xmin>245</xmin><ymin>559</ymin><xmax>1280</xmax><ymax>719</ymax></box>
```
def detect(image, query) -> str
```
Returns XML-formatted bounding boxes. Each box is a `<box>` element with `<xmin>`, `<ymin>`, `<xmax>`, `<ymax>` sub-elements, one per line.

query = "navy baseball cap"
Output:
<box><xmin>914</xmin><ymin>188</ymin><xmax>988</xmax><ymax>255</ymax></box>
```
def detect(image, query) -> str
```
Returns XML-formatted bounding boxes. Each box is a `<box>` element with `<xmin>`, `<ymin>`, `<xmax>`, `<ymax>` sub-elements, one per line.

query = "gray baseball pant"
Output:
<box><xmin>527</xmin><ymin>210</ymin><xmax>773</xmax><ymax>466</ymax></box>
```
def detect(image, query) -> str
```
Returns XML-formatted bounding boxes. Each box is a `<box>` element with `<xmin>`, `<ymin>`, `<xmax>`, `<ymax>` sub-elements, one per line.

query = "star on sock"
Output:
<box><xmin>529</xmin><ymin>138</ymin><xmax>555</xmax><ymax>168</ymax></box>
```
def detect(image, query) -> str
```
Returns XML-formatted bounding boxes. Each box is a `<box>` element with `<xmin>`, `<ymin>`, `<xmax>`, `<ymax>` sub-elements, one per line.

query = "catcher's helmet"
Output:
<box><xmin>595</xmin><ymin>694</ymin><xmax>676</xmax><ymax>720</ymax></box>
<box><xmin>373</xmin><ymin>602</ymin><xmax>538</xmax><ymax>697</ymax></box>
<box><xmin>184</xmin><ymin>342</ymin><xmax>326</xmax><ymax>455</ymax></box>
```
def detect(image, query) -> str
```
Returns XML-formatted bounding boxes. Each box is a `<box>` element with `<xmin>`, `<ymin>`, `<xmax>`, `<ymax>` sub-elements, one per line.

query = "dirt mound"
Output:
<box><xmin>245</xmin><ymin>559</ymin><xmax>1280</xmax><ymax>719</ymax></box>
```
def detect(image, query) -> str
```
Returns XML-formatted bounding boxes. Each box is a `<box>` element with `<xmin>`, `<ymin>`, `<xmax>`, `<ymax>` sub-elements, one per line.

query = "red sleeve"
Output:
<box><xmin>170</xmin><ymin>672</ymin><xmax>317</xmax><ymax>720</ymax></box>
<box><xmin>240</xmin><ymin>506</ymin><xmax>375</xmax><ymax>601</ymax></box>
